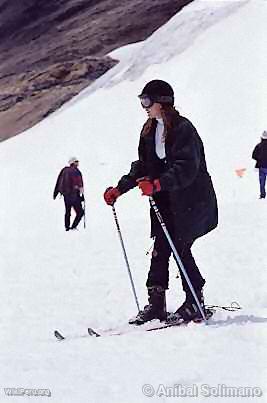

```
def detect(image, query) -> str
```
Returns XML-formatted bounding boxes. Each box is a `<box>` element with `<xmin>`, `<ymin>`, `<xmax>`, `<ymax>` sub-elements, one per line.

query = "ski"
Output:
<box><xmin>54</xmin><ymin>309</ymin><xmax>214</xmax><ymax>341</ymax></box>
<box><xmin>54</xmin><ymin>322</ymin><xmax>187</xmax><ymax>341</ymax></box>
<box><xmin>87</xmin><ymin>308</ymin><xmax>215</xmax><ymax>337</ymax></box>
<box><xmin>54</xmin><ymin>303</ymin><xmax>241</xmax><ymax>341</ymax></box>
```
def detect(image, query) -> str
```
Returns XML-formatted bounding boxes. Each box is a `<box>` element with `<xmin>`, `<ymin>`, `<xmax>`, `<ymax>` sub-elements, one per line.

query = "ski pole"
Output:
<box><xmin>111</xmin><ymin>204</ymin><xmax>140</xmax><ymax>313</ymax></box>
<box><xmin>149</xmin><ymin>196</ymin><xmax>208</xmax><ymax>324</ymax></box>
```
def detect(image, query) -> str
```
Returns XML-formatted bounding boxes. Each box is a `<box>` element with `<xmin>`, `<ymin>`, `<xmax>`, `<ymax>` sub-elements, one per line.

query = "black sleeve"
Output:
<box><xmin>252</xmin><ymin>144</ymin><xmax>259</xmax><ymax>160</ymax></box>
<box><xmin>159</xmin><ymin>120</ymin><xmax>201</xmax><ymax>191</ymax></box>
<box><xmin>117</xmin><ymin>160</ymin><xmax>146</xmax><ymax>194</ymax></box>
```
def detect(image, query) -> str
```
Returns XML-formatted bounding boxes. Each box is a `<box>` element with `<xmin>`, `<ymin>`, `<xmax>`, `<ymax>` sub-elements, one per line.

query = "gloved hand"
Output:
<box><xmin>137</xmin><ymin>178</ymin><xmax>161</xmax><ymax>196</ymax></box>
<box><xmin>104</xmin><ymin>187</ymin><xmax>121</xmax><ymax>205</ymax></box>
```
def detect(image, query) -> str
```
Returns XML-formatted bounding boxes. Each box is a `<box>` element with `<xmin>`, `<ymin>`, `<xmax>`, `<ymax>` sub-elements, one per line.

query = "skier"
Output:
<box><xmin>53</xmin><ymin>157</ymin><xmax>84</xmax><ymax>231</ymax></box>
<box><xmin>104</xmin><ymin>80</ymin><xmax>218</xmax><ymax>324</ymax></box>
<box><xmin>252</xmin><ymin>130</ymin><xmax>267</xmax><ymax>199</ymax></box>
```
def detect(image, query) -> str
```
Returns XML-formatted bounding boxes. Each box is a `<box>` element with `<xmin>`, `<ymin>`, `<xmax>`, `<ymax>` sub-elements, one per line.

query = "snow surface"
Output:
<box><xmin>0</xmin><ymin>0</ymin><xmax>267</xmax><ymax>402</ymax></box>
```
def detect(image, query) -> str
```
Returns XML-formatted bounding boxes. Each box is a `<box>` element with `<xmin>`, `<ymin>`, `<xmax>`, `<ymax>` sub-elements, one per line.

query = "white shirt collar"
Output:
<box><xmin>156</xmin><ymin>118</ymin><xmax>164</xmax><ymax>125</ymax></box>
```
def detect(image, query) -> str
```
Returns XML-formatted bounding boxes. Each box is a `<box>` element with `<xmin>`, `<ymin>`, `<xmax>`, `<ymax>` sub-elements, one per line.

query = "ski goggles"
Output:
<box><xmin>138</xmin><ymin>94</ymin><xmax>174</xmax><ymax>108</ymax></box>
<box><xmin>139</xmin><ymin>95</ymin><xmax>154</xmax><ymax>108</ymax></box>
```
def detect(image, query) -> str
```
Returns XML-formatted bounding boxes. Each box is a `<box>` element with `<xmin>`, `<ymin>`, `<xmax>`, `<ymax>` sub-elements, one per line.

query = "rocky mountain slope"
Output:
<box><xmin>0</xmin><ymin>0</ymin><xmax>192</xmax><ymax>141</ymax></box>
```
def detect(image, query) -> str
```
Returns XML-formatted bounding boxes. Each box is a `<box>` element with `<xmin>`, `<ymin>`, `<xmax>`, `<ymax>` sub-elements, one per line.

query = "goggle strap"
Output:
<box><xmin>155</xmin><ymin>95</ymin><xmax>174</xmax><ymax>104</ymax></box>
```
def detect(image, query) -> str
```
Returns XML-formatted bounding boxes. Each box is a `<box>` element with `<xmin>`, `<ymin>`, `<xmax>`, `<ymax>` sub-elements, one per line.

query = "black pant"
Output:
<box><xmin>64</xmin><ymin>193</ymin><xmax>84</xmax><ymax>230</ymax></box>
<box><xmin>146</xmin><ymin>218</ymin><xmax>205</xmax><ymax>297</ymax></box>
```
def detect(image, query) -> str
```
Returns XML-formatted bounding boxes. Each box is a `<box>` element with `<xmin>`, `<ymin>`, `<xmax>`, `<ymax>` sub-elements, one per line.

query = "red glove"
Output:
<box><xmin>104</xmin><ymin>187</ymin><xmax>121</xmax><ymax>205</ymax></box>
<box><xmin>137</xmin><ymin>178</ymin><xmax>161</xmax><ymax>196</ymax></box>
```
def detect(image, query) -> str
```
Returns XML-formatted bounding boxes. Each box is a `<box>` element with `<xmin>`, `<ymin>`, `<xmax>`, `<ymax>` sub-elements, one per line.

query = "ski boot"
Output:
<box><xmin>129</xmin><ymin>286</ymin><xmax>167</xmax><ymax>325</ymax></box>
<box><xmin>167</xmin><ymin>289</ymin><xmax>207</xmax><ymax>324</ymax></box>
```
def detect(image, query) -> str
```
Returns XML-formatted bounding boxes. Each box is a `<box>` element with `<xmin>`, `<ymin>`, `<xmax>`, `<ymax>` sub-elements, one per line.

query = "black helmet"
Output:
<box><xmin>139</xmin><ymin>79</ymin><xmax>174</xmax><ymax>107</ymax></box>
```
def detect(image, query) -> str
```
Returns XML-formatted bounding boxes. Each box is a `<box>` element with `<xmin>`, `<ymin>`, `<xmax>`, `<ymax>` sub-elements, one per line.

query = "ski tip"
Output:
<box><xmin>87</xmin><ymin>328</ymin><xmax>101</xmax><ymax>337</ymax></box>
<box><xmin>54</xmin><ymin>330</ymin><xmax>65</xmax><ymax>341</ymax></box>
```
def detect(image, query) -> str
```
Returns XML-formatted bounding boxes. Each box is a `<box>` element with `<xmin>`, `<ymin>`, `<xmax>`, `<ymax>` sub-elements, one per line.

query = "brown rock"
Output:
<box><xmin>0</xmin><ymin>0</ymin><xmax>192</xmax><ymax>141</ymax></box>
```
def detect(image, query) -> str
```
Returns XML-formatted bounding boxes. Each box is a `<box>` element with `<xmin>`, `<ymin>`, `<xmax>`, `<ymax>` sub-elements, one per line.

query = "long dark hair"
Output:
<box><xmin>141</xmin><ymin>105</ymin><xmax>179</xmax><ymax>139</ymax></box>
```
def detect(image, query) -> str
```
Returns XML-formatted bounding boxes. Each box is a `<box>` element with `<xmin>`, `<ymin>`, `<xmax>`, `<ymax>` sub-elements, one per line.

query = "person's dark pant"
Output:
<box><xmin>259</xmin><ymin>168</ymin><xmax>267</xmax><ymax>198</ymax></box>
<box><xmin>146</xmin><ymin>221</ymin><xmax>205</xmax><ymax>298</ymax></box>
<box><xmin>64</xmin><ymin>194</ymin><xmax>84</xmax><ymax>230</ymax></box>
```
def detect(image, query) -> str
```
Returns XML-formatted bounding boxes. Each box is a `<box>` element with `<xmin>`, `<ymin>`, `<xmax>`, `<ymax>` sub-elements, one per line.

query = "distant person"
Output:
<box><xmin>53</xmin><ymin>157</ymin><xmax>84</xmax><ymax>231</ymax></box>
<box><xmin>252</xmin><ymin>130</ymin><xmax>267</xmax><ymax>199</ymax></box>
<box><xmin>103</xmin><ymin>80</ymin><xmax>218</xmax><ymax>325</ymax></box>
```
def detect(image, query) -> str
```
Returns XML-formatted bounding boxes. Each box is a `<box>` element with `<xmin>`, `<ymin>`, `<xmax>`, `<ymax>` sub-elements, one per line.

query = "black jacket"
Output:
<box><xmin>117</xmin><ymin>113</ymin><xmax>218</xmax><ymax>241</ymax></box>
<box><xmin>252</xmin><ymin>139</ymin><xmax>267</xmax><ymax>168</ymax></box>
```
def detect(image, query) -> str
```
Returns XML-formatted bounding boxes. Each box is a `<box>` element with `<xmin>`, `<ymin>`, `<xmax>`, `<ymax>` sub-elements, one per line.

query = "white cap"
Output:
<box><xmin>261</xmin><ymin>131</ymin><xmax>267</xmax><ymax>140</ymax></box>
<box><xmin>68</xmin><ymin>157</ymin><xmax>79</xmax><ymax>165</ymax></box>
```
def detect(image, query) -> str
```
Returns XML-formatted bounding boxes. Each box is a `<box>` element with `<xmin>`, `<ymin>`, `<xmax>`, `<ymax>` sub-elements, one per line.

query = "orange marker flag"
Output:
<box><xmin>235</xmin><ymin>168</ymin><xmax>246</xmax><ymax>178</ymax></box>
